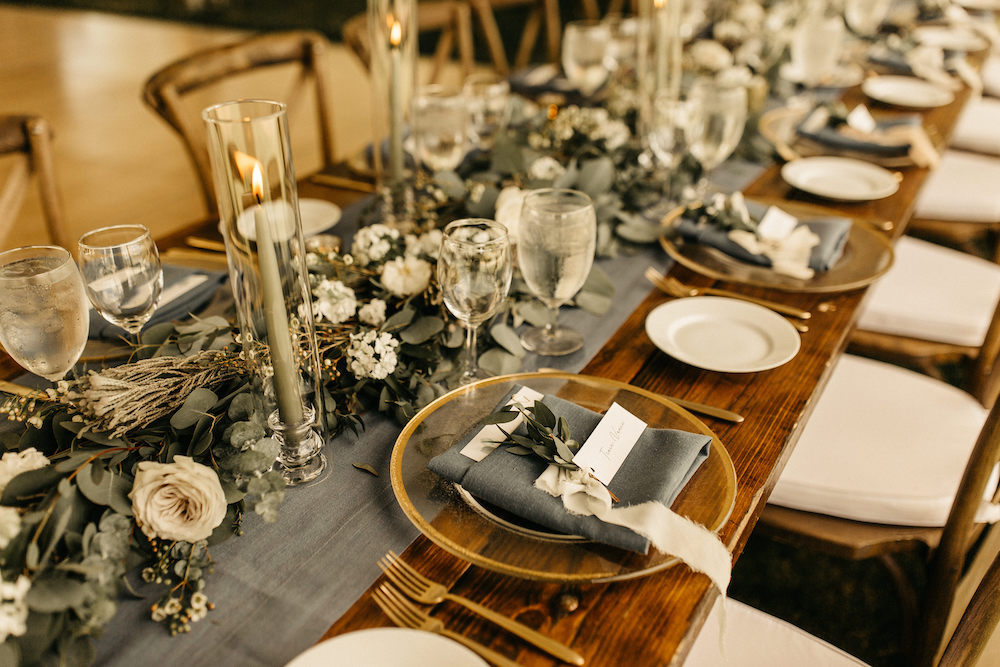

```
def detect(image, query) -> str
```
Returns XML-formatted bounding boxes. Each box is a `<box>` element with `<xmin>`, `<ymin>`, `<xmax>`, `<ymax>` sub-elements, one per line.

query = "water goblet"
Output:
<box><xmin>413</xmin><ymin>85</ymin><xmax>469</xmax><ymax>173</ymax></box>
<box><xmin>463</xmin><ymin>73</ymin><xmax>510</xmax><ymax>151</ymax></box>
<box><xmin>686</xmin><ymin>78</ymin><xmax>748</xmax><ymax>200</ymax></box>
<box><xmin>438</xmin><ymin>219</ymin><xmax>513</xmax><ymax>384</ymax></box>
<box><xmin>77</xmin><ymin>224</ymin><xmax>163</xmax><ymax>344</ymax></box>
<box><xmin>789</xmin><ymin>11</ymin><xmax>845</xmax><ymax>88</ymax></box>
<box><xmin>561</xmin><ymin>20</ymin><xmax>612</xmax><ymax>95</ymax></box>
<box><xmin>517</xmin><ymin>189</ymin><xmax>596</xmax><ymax>357</ymax></box>
<box><xmin>0</xmin><ymin>245</ymin><xmax>89</xmax><ymax>382</ymax></box>
<box><xmin>649</xmin><ymin>93</ymin><xmax>694</xmax><ymax>204</ymax></box>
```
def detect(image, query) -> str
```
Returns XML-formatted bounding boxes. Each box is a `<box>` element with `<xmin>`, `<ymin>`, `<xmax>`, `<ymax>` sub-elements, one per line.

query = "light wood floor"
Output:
<box><xmin>0</xmin><ymin>4</ymin><xmax>377</xmax><ymax>251</ymax></box>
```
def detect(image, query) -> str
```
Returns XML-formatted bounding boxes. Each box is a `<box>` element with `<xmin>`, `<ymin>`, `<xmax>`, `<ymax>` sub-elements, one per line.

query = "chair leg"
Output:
<box><xmin>878</xmin><ymin>554</ymin><xmax>919</xmax><ymax>660</ymax></box>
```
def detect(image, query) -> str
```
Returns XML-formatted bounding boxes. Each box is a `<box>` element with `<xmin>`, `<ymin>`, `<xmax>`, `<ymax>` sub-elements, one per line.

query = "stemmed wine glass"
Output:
<box><xmin>0</xmin><ymin>245</ymin><xmax>90</xmax><ymax>382</ymax></box>
<box><xmin>686</xmin><ymin>78</ymin><xmax>748</xmax><ymax>200</ymax></box>
<box><xmin>438</xmin><ymin>218</ymin><xmax>513</xmax><ymax>384</ymax></box>
<box><xmin>517</xmin><ymin>189</ymin><xmax>596</xmax><ymax>356</ymax></box>
<box><xmin>649</xmin><ymin>93</ymin><xmax>695</xmax><ymax>204</ymax></box>
<box><xmin>77</xmin><ymin>224</ymin><xmax>163</xmax><ymax>344</ymax></box>
<box><xmin>463</xmin><ymin>73</ymin><xmax>510</xmax><ymax>151</ymax></box>
<box><xmin>413</xmin><ymin>85</ymin><xmax>469</xmax><ymax>173</ymax></box>
<box><xmin>562</xmin><ymin>20</ymin><xmax>612</xmax><ymax>95</ymax></box>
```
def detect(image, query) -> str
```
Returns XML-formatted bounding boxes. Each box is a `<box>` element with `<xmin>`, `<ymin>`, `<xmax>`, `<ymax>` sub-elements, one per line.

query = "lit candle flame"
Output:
<box><xmin>654</xmin><ymin>0</ymin><xmax>665</xmax><ymax>7</ymax></box>
<box><xmin>389</xmin><ymin>18</ymin><xmax>402</xmax><ymax>47</ymax></box>
<box><xmin>251</xmin><ymin>163</ymin><xmax>264</xmax><ymax>204</ymax></box>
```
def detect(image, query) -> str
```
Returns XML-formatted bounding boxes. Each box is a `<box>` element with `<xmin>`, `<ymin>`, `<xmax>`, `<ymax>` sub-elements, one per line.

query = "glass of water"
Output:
<box><xmin>562</xmin><ymin>20</ymin><xmax>612</xmax><ymax>95</ymax></box>
<box><xmin>686</xmin><ymin>78</ymin><xmax>748</xmax><ymax>199</ymax></box>
<box><xmin>649</xmin><ymin>93</ymin><xmax>695</xmax><ymax>203</ymax></box>
<box><xmin>78</xmin><ymin>224</ymin><xmax>163</xmax><ymax>344</ymax></box>
<box><xmin>438</xmin><ymin>218</ymin><xmax>512</xmax><ymax>384</ymax></box>
<box><xmin>463</xmin><ymin>73</ymin><xmax>511</xmax><ymax>151</ymax></box>
<box><xmin>413</xmin><ymin>85</ymin><xmax>469</xmax><ymax>173</ymax></box>
<box><xmin>0</xmin><ymin>245</ymin><xmax>89</xmax><ymax>382</ymax></box>
<box><xmin>517</xmin><ymin>189</ymin><xmax>596</xmax><ymax>357</ymax></box>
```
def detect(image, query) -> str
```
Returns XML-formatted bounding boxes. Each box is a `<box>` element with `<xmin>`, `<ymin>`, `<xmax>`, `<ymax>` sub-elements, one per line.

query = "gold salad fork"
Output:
<box><xmin>371</xmin><ymin>583</ymin><xmax>521</xmax><ymax>667</ymax></box>
<box><xmin>379</xmin><ymin>551</ymin><xmax>585</xmax><ymax>665</ymax></box>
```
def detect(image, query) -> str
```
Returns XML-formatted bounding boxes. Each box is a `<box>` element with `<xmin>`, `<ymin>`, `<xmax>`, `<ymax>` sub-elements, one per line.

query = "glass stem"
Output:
<box><xmin>544</xmin><ymin>306</ymin><xmax>559</xmax><ymax>339</ymax></box>
<box><xmin>465</xmin><ymin>323</ymin><xmax>478</xmax><ymax>374</ymax></box>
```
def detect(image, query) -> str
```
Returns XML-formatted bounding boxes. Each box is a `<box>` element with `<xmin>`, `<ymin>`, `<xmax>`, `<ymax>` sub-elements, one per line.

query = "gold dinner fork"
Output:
<box><xmin>379</xmin><ymin>551</ymin><xmax>585</xmax><ymax>665</ymax></box>
<box><xmin>371</xmin><ymin>583</ymin><xmax>521</xmax><ymax>667</ymax></box>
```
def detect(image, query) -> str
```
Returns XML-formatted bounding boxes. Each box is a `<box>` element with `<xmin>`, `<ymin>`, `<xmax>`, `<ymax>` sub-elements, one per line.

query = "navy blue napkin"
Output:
<box><xmin>88</xmin><ymin>264</ymin><xmax>227</xmax><ymax>340</ymax></box>
<box><xmin>428</xmin><ymin>385</ymin><xmax>711</xmax><ymax>554</ymax></box>
<box><xmin>796</xmin><ymin>108</ymin><xmax>920</xmax><ymax>159</ymax></box>
<box><xmin>675</xmin><ymin>201</ymin><xmax>851</xmax><ymax>273</ymax></box>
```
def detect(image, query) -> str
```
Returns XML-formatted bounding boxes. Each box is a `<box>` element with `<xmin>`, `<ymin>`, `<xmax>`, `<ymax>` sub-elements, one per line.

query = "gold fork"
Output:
<box><xmin>379</xmin><ymin>551</ymin><xmax>585</xmax><ymax>665</ymax></box>
<box><xmin>371</xmin><ymin>583</ymin><xmax>521</xmax><ymax>667</ymax></box>
<box><xmin>645</xmin><ymin>268</ymin><xmax>811</xmax><ymax>328</ymax></box>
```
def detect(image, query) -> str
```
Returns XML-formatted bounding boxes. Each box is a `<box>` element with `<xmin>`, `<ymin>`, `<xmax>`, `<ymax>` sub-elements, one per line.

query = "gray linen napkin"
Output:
<box><xmin>675</xmin><ymin>201</ymin><xmax>851</xmax><ymax>273</ymax></box>
<box><xmin>428</xmin><ymin>385</ymin><xmax>711</xmax><ymax>554</ymax></box>
<box><xmin>88</xmin><ymin>264</ymin><xmax>227</xmax><ymax>340</ymax></box>
<box><xmin>796</xmin><ymin>110</ymin><xmax>920</xmax><ymax>159</ymax></box>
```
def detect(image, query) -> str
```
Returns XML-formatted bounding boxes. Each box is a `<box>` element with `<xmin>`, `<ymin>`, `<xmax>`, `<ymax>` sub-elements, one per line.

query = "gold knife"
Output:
<box><xmin>693</xmin><ymin>285</ymin><xmax>811</xmax><ymax>320</ymax></box>
<box><xmin>308</xmin><ymin>173</ymin><xmax>376</xmax><ymax>193</ymax></box>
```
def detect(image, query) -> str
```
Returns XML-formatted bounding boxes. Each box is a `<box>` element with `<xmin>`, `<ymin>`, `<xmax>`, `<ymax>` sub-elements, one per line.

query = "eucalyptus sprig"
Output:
<box><xmin>481</xmin><ymin>400</ymin><xmax>582</xmax><ymax>471</ymax></box>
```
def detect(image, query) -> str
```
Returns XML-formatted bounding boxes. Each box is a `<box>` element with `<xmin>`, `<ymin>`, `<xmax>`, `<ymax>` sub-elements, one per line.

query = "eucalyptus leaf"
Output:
<box><xmin>615</xmin><ymin>219</ymin><xmax>665</xmax><ymax>244</ymax></box>
<box><xmin>489</xmin><ymin>323</ymin><xmax>526</xmax><ymax>358</ymax></box>
<box><xmin>513</xmin><ymin>300</ymin><xmax>551</xmax><ymax>328</ymax></box>
<box><xmin>352</xmin><ymin>462</ymin><xmax>379</xmax><ymax>476</ymax></box>
<box><xmin>220</xmin><ymin>479</ymin><xmax>245</xmax><ymax>504</ymax></box>
<box><xmin>228</xmin><ymin>421</ymin><xmax>265</xmax><ymax>448</ymax></box>
<box><xmin>477</xmin><ymin>348</ymin><xmax>522</xmax><ymax>377</ymax></box>
<box><xmin>400</xmin><ymin>316</ymin><xmax>445</xmax><ymax>344</ymax></box>
<box><xmin>504</xmin><ymin>445</ymin><xmax>534</xmax><ymax>456</ymax></box>
<box><xmin>531</xmin><ymin>400</ymin><xmax>556</xmax><ymax>428</ymax></box>
<box><xmin>433</xmin><ymin>170</ymin><xmax>466</xmax><ymax>199</ymax></box>
<box><xmin>26</xmin><ymin>576</ymin><xmax>88</xmax><ymax>612</ymax></box>
<box><xmin>466</xmin><ymin>184</ymin><xmax>499</xmax><ymax>218</ymax></box>
<box><xmin>478</xmin><ymin>410</ymin><xmax>519</xmax><ymax>425</ymax></box>
<box><xmin>580</xmin><ymin>264</ymin><xmax>615</xmax><ymax>298</ymax></box>
<box><xmin>442</xmin><ymin>325</ymin><xmax>465</xmax><ymax>349</ymax></box>
<box><xmin>170</xmin><ymin>387</ymin><xmax>219</xmax><ymax>430</ymax></box>
<box><xmin>1</xmin><ymin>466</ymin><xmax>61</xmax><ymax>505</ymax></box>
<box><xmin>75</xmin><ymin>464</ymin><xmax>133</xmax><ymax>517</ymax></box>
<box><xmin>490</xmin><ymin>134</ymin><xmax>524</xmax><ymax>174</ymax></box>
<box><xmin>383</xmin><ymin>305</ymin><xmax>416</xmax><ymax>331</ymax></box>
<box><xmin>576</xmin><ymin>157</ymin><xmax>616</xmax><ymax>197</ymax></box>
<box><xmin>575</xmin><ymin>292</ymin><xmax>612</xmax><ymax>316</ymax></box>
<box><xmin>227</xmin><ymin>393</ymin><xmax>256</xmax><ymax>421</ymax></box>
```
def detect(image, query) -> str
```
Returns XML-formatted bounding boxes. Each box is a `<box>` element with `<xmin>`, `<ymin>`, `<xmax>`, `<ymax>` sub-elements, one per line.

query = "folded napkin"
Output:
<box><xmin>427</xmin><ymin>386</ymin><xmax>711</xmax><ymax>554</ymax></box>
<box><xmin>508</xmin><ymin>65</ymin><xmax>602</xmax><ymax>104</ymax></box>
<box><xmin>795</xmin><ymin>106</ymin><xmax>935</xmax><ymax>166</ymax></box>
<box><xmin>868</xmin><ymin>45</ymin><xmax>963</xmax><ymax>90</ymax></box>
<box><xmin>675</xmin><ymin>201</ymin><xmax>851</xmax><ymax>275</ymax></box>
<box><xmin>88</xmin><ymin>264</ymin><xmax>227</xmax><ymax>340</ymax></box>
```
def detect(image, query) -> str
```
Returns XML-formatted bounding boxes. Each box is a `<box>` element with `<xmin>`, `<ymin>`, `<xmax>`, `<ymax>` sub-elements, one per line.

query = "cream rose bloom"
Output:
<box><xmin>130</xmin><ymin>456</ymin><xmax>227</xmax><ymax>543</ymax></box>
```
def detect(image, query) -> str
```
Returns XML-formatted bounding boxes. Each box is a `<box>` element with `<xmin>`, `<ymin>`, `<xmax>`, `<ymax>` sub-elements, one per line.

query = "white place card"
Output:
<box><xmin>573</xmin><ymin>402</ymin><xmax>647</xmax><ymax>485</ymax></box>
<box><xmin>460</xmin><ymin>386</ymin><xmax>545</xmax><ymax>462</ymax></box>
<box><xmin>847</xmin><ymin>104</ymin><xmax>877</xmax><ymax>134</ymax></box>
<box><xmin>757</xmin><ymin>206</ymin><xmax>799</xmax><ymax>241</ymax></box>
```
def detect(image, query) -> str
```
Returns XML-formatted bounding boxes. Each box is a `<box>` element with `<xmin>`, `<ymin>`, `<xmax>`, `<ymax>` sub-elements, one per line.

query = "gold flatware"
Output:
<box><xmin>645</xmin><ymin>268</ymin><xmax>812</xmax><ymax>321</ymax></box>
<box><xmin>161</xmin><ymin>248</ymin><xmax>230</xmax><ymax>270</ymax></box>
<box><xmin>379</xmin><ymin>551</ymin><xmax>584</xmax><ymax>665</ymax></box>
<box><xmin>185</xmin><ymin>236</ymin><xmax>227</xmax><ymax>253</ymax></box>
<box><xmin>0</xmin><ymin>380</ymin><xmax>45</xmax><ymax>398</ymax></box>
<box><xmin>308</xmin><ymin>173</ymin><xmax>376</xmax><ymax>193</ymax></box>
<box><xmin>372</xmin><ymin>583</ymin><xmax>521</xmax><ymax>667</ymax></box>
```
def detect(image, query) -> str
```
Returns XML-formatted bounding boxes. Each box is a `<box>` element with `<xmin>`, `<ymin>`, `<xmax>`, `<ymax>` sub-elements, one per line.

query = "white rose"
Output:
<box><xmin>493</xmin><ymin>186</ymin><xmax>526</xmax><ymax>242</ymax></box>
<box><xmin>688</xmin><ymin>39</ymin><xmax>733</xmax><ymax>73</ymax></box>
<box><xmin>130</xmin><ymin>456</ymin><xmax>227</xmax><ymax>543</ymax></box>
<box><xmin>380</xmin><ymin>256</ymin><xmax>432</xmax><ymax>297</ymax></box>
<box><xmin>0</xmin><ymin>448</ymin><xmax>49</xmax><ymax>496</ymax></box>
<box><xmin>528</xmin><ymin>156</ymin><xmax>566</xmax><ymax>181</ymax></box>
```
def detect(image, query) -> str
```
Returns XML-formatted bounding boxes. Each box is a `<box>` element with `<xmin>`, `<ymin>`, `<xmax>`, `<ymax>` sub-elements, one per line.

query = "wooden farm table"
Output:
<box><xmin>315</xmin><ymin>83</ymin><xmax>979</xmax><ymax>665</ymax></box>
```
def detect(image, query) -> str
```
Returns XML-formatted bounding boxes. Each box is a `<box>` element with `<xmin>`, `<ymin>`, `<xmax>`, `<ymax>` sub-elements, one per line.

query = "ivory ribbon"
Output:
<box><xmin>727</xmin><ymin>227</ymin><xmax>819</xmax><ymax>281</ymax></box>
<box><xmin>534</xmin><ymin>465</ymin><xmax>732</xmax><ymax>595</ymax></box>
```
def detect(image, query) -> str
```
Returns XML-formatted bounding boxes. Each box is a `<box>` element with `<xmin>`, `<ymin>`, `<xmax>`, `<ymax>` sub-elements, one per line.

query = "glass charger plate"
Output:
<box><xmin>389</xmin><ymin>371</ymin><xmax>737</xmax><ymax>583</ymax></box>
<box><xmin>658</xmin><ymin>197</ymin><xmax>895</xmax><ymax>293</ymax></box>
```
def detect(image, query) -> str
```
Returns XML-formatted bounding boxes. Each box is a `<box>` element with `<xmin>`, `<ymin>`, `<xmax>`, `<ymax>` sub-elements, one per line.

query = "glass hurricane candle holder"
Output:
<box><xmin>637</xmin><ymin>0</ymin><xmax>684</xmax><ymax>142</ymax></box>
<box><xmin>203</xmin><ymin>99</ymin><xmax>327</xmax><ymax>486</ymax></box>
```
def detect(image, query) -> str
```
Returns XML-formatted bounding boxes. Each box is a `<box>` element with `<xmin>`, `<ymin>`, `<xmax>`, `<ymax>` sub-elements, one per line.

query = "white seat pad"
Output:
<box><xmin>769</xmin><ymin>355</ymin><xmax>989</xmax><ymax>527</ymax></box>
<box><xmin>914</xmin><ymin>150</ymin><xmax>1000</xmax><ymax>223</ymax></box>
<box><xmin>684</xmin><ymin>598</ymin><xmax>868</xmax><ymax>666</ymax></box>
<box><xmin>983</xmin><ymin>54</ymin><xmax>1000</xmax><ymax>98</ymax></box>
<box><xmin>856</xmin><ymin>235</ymin><xmax>1000</xmax><ymax>348</ymax></box>
<box><xmin>951</xmin><ymin>97</ymin><xmax>1000</xmax><ymax>156</ymax></box>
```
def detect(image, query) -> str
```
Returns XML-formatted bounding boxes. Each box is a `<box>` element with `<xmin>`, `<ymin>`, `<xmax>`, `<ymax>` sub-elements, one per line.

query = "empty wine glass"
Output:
<box><xmin>78</xmin><ymin>224</ymin><xmax>163</xmax><ymax>344</ymax></box>
<box><xmin>686</xmin><ymin>78</ymin><xmax>748</xmax><ymax>200</ymax></box>
<box><xmin>438</xmin><ymin>219</ymin><xmax>513</xmax><ymax>384</ymax></box>
<box><xmin>0</xmin><ymin>245</ymin><xmax>89</xmax><ymax>382</ymax></box>
<box><xmin>789</xmin><ymin>11</ymin><xmax>845</xmax><ymax>87</ymax></box>
<box><xmin>517</xmin><ymin>189</ymin><xmax>596</xmax><ymax>356</ymax></box>
<box><xmin>649</xmin><ymin>93</ymin><xmax>694</xmax><ymax>203</ymax></box>
<box><xmin>562</xmin><ymin>20</ymin><xmax>612</xmax><ymax>95</ymax></box>
<box><xmin>413</xmin><ymin>85</ymin><xmax>468</xmax><ymax>173</ymax></box>
<box><xmin>463</xmin><ymin>73</ymin><xmax>510</xmax><ymax>151</ymax></box>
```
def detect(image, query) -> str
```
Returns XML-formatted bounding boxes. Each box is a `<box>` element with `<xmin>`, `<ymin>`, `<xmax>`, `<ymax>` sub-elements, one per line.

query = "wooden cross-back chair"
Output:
<box><xmin>467</xmin><ymin>0</ymin><xmax>600</xmax><ymax>76</ymax></box>
<box><xmin>142</xmin><ymin>30</ymin><xmax>337</xmax><ymax>218</ymax></box>
<box><xmin>342</xmin><ymin>1</ymin><xmax>477</xmax><ymax>85</ymax></box>
<box><xmin>758</xmin><ymin>348</ymin><xmax>1000</xmax><ymax>666</ymax></box>
<box><xmin>0</xmin><ymin>115</ymin><xmax>68</xmax><ymax>250</ymax></box>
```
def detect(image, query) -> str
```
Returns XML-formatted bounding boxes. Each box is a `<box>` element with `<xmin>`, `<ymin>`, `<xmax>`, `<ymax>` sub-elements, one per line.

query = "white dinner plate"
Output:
<box><xmin>780</xmin><ymin>156</ymin><xmax>899</xmax><ymax>201</ymax></box>
<box><xmin>779</xmin><ymin>62</ymin><xmax>864</xmax><ymax>88</ymax></box>
<box><xmin>286</xmin><ymin>628</ymin><xmax>488</xmax><ymax>667</ymax></box>
<box><xmin>912</xmin><ymin>25</ymin><xmax>989</xmax><ymax>52</ymax></box>
<box><xmin>224</xmin><ymin>198</ymin><xmax>342</xmax><ymax>241</ymax></box>
<box><xmin>861</xmin><ymin>75</ymin><xmax>955</xmax><ymax>108</ymax></box>
<box><xmin>645</xmin><ymin>297</ymin><xmax>801</xmax><ymax>373</ymax></box>
<box><xmin>298</xmin><ymin>198</ymin><xmax>342</xmax><ymax>236</ymax></box>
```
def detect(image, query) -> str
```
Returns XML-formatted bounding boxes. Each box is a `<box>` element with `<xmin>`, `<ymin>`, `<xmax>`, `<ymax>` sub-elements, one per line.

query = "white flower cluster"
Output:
<box><xmin>352</xmin><ymin>223</ymin><xmax>400</xmax><ymax>266</ymax></box>
<box><xmin>381</xmin><ymin>256</ymin><xmax>432</xmax><ymax>297</ymax></box>
<box><xmin>493</xmin><ymin>186</ymin><xmax>526</xmax><ymax>242</ymax></box>
<box><xmin>310</xmin><ymin>279</ymin><xmax>357</xmax><ymax>324</ymax></box>
<box><xmin>545</xmin><ymin>106</ymin><xmax>630</xmax><ymax>151</ymax></box>
<box><xmin>0</xmin><ymin>507</ymin><xmax>21</xmax><ymax>550</ymax></box>
<box><xmin>346</xmin><ymin>330</ymin><xmax>400</xmax><ymax>380</ymax></box>
<box><xmin>0</xmin><ymin>572</ymin><xmax>30</xmax><ymax>642</ymax></box>
<box><xmin>358</xmin><ymin>299</ymin><xmax>387</xmax><ymax>327</ymax></box>
<box><xmin>405</xmin><ymin>228</ymin><xmax>443</xmax><ymax>260</ymax></box>
<box><xmin>0</xmin><ymin>448</ymin><xmax>49</xmax><ymax>495</ymax></box>
<box><xmin>528</xmin><ymin>156</ymin><xmax>566</xmax><ymax>181</ymax></box>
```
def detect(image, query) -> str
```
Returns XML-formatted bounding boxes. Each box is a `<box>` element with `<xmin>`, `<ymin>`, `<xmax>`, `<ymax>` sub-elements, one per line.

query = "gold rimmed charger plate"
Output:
<box><xmin>758</xmin><ymin>105</ymin><xmax>918</xmax><ymax>168</ymax></box>
<box><xmin>659</xmin><ymin>197</ymin><xmax>895</xmax><ymax>293</ymax></box>
<box><xmin>389</xmin><ymin>371</ymin><xmax>737</xmax><ymax>583</ymax></box>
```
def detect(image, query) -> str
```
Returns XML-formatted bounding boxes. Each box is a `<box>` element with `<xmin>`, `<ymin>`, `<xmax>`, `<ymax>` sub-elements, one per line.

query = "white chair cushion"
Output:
<box><xmin>983</xmin><ymin>54</ymin><xmax>1000</xmax><ymax>98</ymax></box>
<box><xmin>951</xmin><ymin>97</ymin><xmax>1000</xmax><ymax>156</ymax></box>
<box><xmin>684</xmin><ymin>598</ymin><xmax>868</xmax><ymax>666</ymax></box>
<box><xmin>769</xmin><ymin>354</ymin><xmax>990</xmax><ymax>527</ymax></box>
<box><xmin>856</xmin><ymin>235</ymin><xmax>1000</xmax><ymax>348</ymax></box>
<box><xmin>914</xmin><ymin>150</ymin><xmax>1000</xmax><ymax>223</ymax></box>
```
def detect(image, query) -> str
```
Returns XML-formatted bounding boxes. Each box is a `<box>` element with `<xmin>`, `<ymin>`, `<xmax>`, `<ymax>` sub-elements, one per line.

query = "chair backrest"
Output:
<box><xmin>142</xmin><ymin>30</ymin><xmax>337</xmax><ymax>217</ymax></box>
<box><xmin>936</xmin><ymin>542</ymin><xmax>1000</xmax><ymax>667</ymax></box>
<box><xmin>917</xmin><ymin>395</ymin><xmax>1000</xmax><ymax>666</ymax></box>
<box><xmin>343</xmin><ymin>1</ymin><xmax>478</xmax><ymax>86</ymax></box>
<box><xmin>971</xmin><ymin>297</ymin><xmax>1000</xmax><ymax>408</ymax></box>
<box><xmin>467</xmin><ymin>0</ymin><xmax>600</xmax><ymax>75</ymax></box>
<box><xmin>0</xmin><ymin>115</ymin><xmax>69</xmax><ymax>250</ymax></box>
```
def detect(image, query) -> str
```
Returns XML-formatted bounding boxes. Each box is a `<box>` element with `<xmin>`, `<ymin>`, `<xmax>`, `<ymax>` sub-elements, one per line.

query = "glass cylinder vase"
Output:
<box><xmin>368</xmin><ymin>0</ymin><xmax>417</xmax><ymax>226</ymax></box>
<box><xmin>637</xmin><ymin>0</ymin><xmax>684</xmax><ymax>139</ymax></box>
<box><xmin>202</xmin><ymin>99</ymin><xmax>327</xmax><ymax>486</ymax></box>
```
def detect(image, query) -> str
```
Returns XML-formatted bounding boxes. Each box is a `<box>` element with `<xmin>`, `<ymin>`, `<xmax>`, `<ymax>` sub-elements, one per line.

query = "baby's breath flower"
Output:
<box><xmin>381</xmin><ymin>256</ymin><xmax>432</xmax><ymax>297</ymax></box>
<box><xmin>358</xmin><ymin>299</ymin><xmax>388</xmax><ymax>327</ymax></box>
<box><xmin>347</xmin><ymin>330</ymin><xmax>400</xmax><ymax>380</ymax></box>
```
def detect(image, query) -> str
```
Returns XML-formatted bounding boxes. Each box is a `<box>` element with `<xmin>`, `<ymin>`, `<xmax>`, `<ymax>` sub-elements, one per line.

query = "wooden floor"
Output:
<box><xmin>0</xmin><ymin>4</ymin><xmax>377</xmax><ymax>251</ymax></box>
